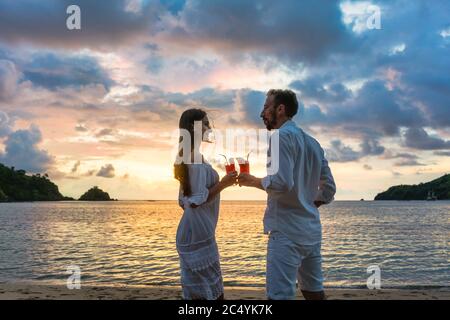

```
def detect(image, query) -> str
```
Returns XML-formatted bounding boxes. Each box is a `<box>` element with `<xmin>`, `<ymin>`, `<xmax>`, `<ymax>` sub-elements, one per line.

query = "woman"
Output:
<box><xmin>174</xmin><ymin>108</ymin><xmax>237</xmax><ymax>300</ymax></box>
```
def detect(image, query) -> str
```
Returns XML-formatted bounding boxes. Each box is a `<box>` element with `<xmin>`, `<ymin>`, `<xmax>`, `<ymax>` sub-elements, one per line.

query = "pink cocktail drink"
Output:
<box><xmin>225</xmin><ymin>163</ymin><xmax>236</xmax><ymax>174</ymax></box>
<box><xmin>239</xmin><ymin>161</ymin><xmax>250</xmax><ymax>174</ymax></box>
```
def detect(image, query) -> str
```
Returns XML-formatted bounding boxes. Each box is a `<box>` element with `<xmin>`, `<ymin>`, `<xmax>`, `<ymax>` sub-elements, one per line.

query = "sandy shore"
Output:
<box><xmin>0</xmin><ymin>282</ymin><xmax>448</xmax><ymax>300</ymax></box>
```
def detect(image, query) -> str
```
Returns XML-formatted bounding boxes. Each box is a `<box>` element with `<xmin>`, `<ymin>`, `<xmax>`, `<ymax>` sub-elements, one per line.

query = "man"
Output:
<box><xmin>238</xmin><ymin>89</ymin><xmax>336</xmax><ymax>300</ymax></box>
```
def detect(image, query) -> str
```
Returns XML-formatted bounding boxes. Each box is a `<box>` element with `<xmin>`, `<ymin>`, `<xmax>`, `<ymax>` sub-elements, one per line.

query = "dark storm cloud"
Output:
<box><xmin>297</xmin><ymin>80</ymin><xmax>424</xmax><ymax>136</ymax></box>
<box><xmin>325</xmin><ymin>140</ymin><xmax>360</xmax><ymax>163</ymax></box>
<box><xmin>164</xmin><ymin>0</ymin><xmax>354</xmax><ymax>63</ymax></box>
<box><xmin>360</xmin><ymin>136</ymin><xmax>385</xmax><ymax>156</ymax></box>
<box><xmin>0</xmin><ymin>0</ymin><xmax>162</xmax><ymax>49</ymax></box>
<box><xmin>283</xmin><ymin>1</ymin><xmax>450</xmax><ymax>151</ymax></box>
<box><xmin>23</xmin><ymin>53</ymin><xmax>113</xmax><ymax>90</ymax></box>
<box><xmin>404</xmin><ymin>127</ymin><xmax>450</xmax><ymax>150</ymax></box>
<box><xmin>1</xmin><ymin>0</ymin><xmax>448</xmax><ymax>158</ymax></box>
<box><xmin>324</xmin><ymin>135</ymin><xmax>385</xmax><ymax>163</ymax></box>
<box><xmin>370</xmin><ymin>1</ymin><xmax>450</xmax><ymax>128</ymax></box>
<box><xmin>290</xmin><ymin>77</ymin><xmax>352</xmax><ymax>103</ymax></box>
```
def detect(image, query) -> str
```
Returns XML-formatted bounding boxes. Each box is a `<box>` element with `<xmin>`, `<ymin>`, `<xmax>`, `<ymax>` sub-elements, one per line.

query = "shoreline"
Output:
<box><xmin>1</xmin><ymin>282</ymin><xmax>449</xmax><ymax>300</ymax></box>
<box><xmin>2</xmin><ymin>199</ymin><xmax>450</xmax><ymax>203</ymax></box>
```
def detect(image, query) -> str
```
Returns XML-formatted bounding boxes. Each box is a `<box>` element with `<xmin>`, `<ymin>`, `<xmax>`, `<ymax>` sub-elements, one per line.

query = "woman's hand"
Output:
<box><xmin>220</xmin><ymin>171</ymin><xmax>238</xmax><ymax>188</ymax></box>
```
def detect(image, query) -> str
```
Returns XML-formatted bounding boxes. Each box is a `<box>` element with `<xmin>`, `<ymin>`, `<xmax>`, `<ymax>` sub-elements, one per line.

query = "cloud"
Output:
<box><xmin>394</xmin><ymin>159</ymin><xmax>426</xmax><ymax>167</ymax></box>
<box><xmin>325</xmin><ymin>136</ymin><xmax>385</xmax><ymax>162</ymax></box>
<box><xmin>75</xmin><ymin>124</ymin><xmax>88</xmax><ymax>132</ymax></box>
<box><xmin>290</xmin><ymin>78</ymin><xmax>352</xmax><ymax>103</ymax></box>
<box><xmin>434</xmin><ymin>151</ymin><xmax>450</xmax><ymax>157</ymax></box>
<box><xmin>162</xmin><ymin>0</ymin><xmax>353</xmax><ymax>63</ymax></box>
<box><xmin>0</xmin><ymin>0</ymin><xmax>162</xmax><ymax>50</ymax></box>
<box><xmin>360</xmin><ymin>136</ymin><xmax>385</xmax><ymax>156</ymax></box>
<box><xmin>325</xmin><ymin>140</ymin><xmax>360</xmax><ymax>162</ymax></box>
<box><xmin>297</xmin><ymin>80</ymin><xmax>424</xmax><ymax>136</ymax></box>
<box><xmin>0</xmin><ymin>0</ymin><xmax>448</xmax><ymax>188</ymax></box>
<box><xmin>0</xmin><ymin>124</ymin><xmax>54</xmax><ymax>172</ymax></box>
<box><xmin>96</xmin><ymin>164</ymin><xmax>115</xmax><ymax>178</ymax></box>
<box><xmin>237</xmin><ymin>89</ymin><xmax>266</xmax><ymax>126</ymax></box>
<box><xmin>404</xmin><ymin>127</ymin><xmax>450</xmax><ymax>150</ymax></box>
<box><xmin>95</xmin><ymin>128</ymin><xmax>115</xmax><ymax>137</ymax></box>
<box><xmin>297</xmin><ymin>103</ymin><xmax>327</xmax><ymax>126</ymax></box>
<box><xmin>23</xmin><ymin>53</ymin><xmax>113</xmax><ymax>90</ymax></box>
<box><xmin>0</xmin><ymin>110</ymin><xmax>14</xmax><ymax>137</ymax></box>
<box><xmin>164</xmin><ymin>87</ymin><xmax>236</xmax><ymax>110</ymax></box>
<box><xmin>84</xmin><ymin>169</ymin><xmax>96</xmax><ymax>177</ymax></box>
<box><xmin>0</xmin><ymin>59</ymin><xmax>20</xmax><ymax>100</ymax></box>
<box><xmin>384</xmin><ymin>152</ymin><xmax>419</xmax><ymax>160</ymax></box>
<box><xmin>71</xmin><ymin>160</ymin><xmax>81</xmax><ymax>173</ymax></box>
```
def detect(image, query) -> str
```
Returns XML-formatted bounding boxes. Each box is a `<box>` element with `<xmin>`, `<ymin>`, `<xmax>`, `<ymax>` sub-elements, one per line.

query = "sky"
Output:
<box><xmin>0</xmin><ymin>0</ymin><xmax>449</xmax><ymax>200</ymax></box>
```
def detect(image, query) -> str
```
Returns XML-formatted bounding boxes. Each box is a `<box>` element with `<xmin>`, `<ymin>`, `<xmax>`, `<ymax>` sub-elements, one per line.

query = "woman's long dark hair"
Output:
<box><xmin>174</xmin><ymin>108</ymin><xmax>207</xmax><ymax>197</ymax></box>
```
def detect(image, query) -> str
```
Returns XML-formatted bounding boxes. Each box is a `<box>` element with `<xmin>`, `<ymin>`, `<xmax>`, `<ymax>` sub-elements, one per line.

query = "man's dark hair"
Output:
<box><xmin>267</xmin><ymin>89</ymin><xmax>299</xmax><ymax>118</ymax></box>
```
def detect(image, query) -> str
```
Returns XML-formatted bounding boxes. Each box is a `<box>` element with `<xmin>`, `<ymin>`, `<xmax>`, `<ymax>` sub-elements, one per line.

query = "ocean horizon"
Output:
<box><xmin>0</xmin><ymin>200</ymin><xmax>448</xmax><ymax>289</ymax></box>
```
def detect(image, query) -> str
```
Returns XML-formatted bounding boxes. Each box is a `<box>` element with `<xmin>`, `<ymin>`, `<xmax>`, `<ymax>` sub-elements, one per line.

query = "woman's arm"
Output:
<box><xmin>190</xmin><ymin>171</ymin><xmax>237</xmax><ymax>208</ymax></box>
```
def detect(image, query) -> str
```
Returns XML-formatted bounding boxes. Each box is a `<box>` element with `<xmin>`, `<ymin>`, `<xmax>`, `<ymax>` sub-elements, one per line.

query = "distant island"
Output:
<box><xmin>79</xmin><ymin>186</ymin><xmax>115</xmax><ymax>201</ymax></box>
<box><xmin>0</xmin><ymin>163</ymin><xmax>73</xmax><ymax>202</ymax></box>
<box><xmin>0</xmin><ymin>163</ymin><xmax>115</xmax><ymax>202</ymax></box>
<box><xmin>375</xmin><ymin>174</ymin><xmax>450</xmax><ymax>200</ymax></box>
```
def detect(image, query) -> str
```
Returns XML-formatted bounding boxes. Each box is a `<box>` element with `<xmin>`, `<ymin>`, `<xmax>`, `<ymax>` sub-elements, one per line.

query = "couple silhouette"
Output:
<box><xmin>174</xmin><ymin>89</ymin><xmax>336</xmax><ymax>300</ymax></box>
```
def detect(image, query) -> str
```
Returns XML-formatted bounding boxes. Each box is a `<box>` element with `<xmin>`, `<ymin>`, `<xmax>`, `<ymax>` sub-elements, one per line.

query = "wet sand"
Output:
<box><xmin>0</xmin><ymin>282</ymin><xmax>448</xmax><ymax>300</ymax></box>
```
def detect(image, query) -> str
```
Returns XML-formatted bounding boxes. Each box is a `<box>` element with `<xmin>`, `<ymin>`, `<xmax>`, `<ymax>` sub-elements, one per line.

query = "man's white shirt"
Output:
<box><xmin>261</xmin><ymin>120</ymin><xmax>336</xmax><ymax>245</ymax></box>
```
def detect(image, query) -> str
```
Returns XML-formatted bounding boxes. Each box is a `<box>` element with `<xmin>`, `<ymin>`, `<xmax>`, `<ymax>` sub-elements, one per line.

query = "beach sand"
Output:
<box><xmin>0</xmin><ymin>282</ymin><xmax>448</xmax><ymax>300</ymax></box>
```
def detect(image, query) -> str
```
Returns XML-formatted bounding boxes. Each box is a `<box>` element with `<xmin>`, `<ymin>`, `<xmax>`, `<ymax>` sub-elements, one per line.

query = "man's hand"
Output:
<box><xmin>238</xmin><ymin>173</ymin><xmax>262</xmax><ymax>189</ymax></box>
<box><xmin>314</xmin><ymin>200</ymin><xmax>326</xmax><ymax>208</ymax></box>
<box><xmin>220</xmin><ymin>171</ymin><xmax>238</xmax><ymax>188</ymax></box>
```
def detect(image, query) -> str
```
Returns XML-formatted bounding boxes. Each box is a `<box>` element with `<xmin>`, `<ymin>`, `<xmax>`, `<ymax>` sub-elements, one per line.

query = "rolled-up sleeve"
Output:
<box><xmin>262</xmin><ymin>133</ymin><xmax>295</xmax><ymax>193</ymax></box>
<box><xmin>185</xmin><ymin>165</ymin><xmax>209</xmax><ymax>206</ymax></box>
<box><xmin>314</xmin><ymin>149</ymin><xmax>336</xmax><ymax>204</ymax></box>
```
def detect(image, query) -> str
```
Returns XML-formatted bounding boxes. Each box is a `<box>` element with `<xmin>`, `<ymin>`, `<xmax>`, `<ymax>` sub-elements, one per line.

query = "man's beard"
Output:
<box><xmin>263</xmin><ymin>112</ymin><xmax>277</xmax><ymax>131</ymax></box>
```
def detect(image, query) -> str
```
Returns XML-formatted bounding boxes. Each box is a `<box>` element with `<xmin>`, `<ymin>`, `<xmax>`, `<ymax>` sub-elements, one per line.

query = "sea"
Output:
<box><xmin>0</xmin><ymin>200</ymin><xmax>448</xmax><ymax>289</ymax></box>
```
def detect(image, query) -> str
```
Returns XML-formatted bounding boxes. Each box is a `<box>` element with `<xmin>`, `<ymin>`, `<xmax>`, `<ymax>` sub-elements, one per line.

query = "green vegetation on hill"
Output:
<box><xmin>374</xmin><ymin>174</ymin><xmax>450</xmax><ymax>200</ymax></box>
<box><xmin>0</xmin><ymin>187</ymin><xmax>7</xmax><ymax>202</ymax></box>
<box><xmin>0</xmin><ymin>163</ymin><xmax>73</xmax><ymax>202</ymax></box>
<box><xmin>79</xmin><ymin>186</ymin><xmax>113</xmax><ymax>201</ymax></box>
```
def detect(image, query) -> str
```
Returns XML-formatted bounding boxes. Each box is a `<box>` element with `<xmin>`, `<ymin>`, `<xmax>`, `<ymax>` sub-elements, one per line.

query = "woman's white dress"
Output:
<box><xmin>176</xmin><ymin>163</ymin><xmax>223</xmax><ymax>300</ymax></box>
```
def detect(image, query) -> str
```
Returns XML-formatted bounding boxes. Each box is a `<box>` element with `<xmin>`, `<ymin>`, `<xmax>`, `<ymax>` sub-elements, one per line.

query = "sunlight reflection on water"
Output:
<box><xmin>0</xmin><ymin>200</ymin><xmax>448</xmax><ymax>288</ymax></box>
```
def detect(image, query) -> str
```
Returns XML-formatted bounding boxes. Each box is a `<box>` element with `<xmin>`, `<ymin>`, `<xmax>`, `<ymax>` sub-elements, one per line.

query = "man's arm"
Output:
<box><xmin>238</xmin><ymin>132</ymin><xmax>295</xmax><ymax>192</ymax></box>
<box><xmin>314</xmin><ymin>149</ymin><xmax>336</xmax><ymax>207</ymax></box>
<box><xmin>237</xmin><ymin>174</ymin><xmax>264</xmax><ymax>190</ymax></box>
